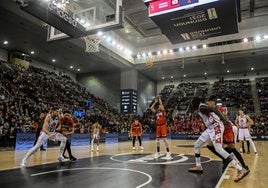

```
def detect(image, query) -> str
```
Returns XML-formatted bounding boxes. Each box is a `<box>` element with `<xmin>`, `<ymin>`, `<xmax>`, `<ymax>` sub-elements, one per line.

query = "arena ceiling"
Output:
<box><xmin>0</xmin><ymin>0</ymin><xmax>268</xmax><ymax>81</ymax></box>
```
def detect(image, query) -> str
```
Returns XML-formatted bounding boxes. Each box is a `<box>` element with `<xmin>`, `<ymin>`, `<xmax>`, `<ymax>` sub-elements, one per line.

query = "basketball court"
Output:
<box><xmin>0</xmin><ymin>140</ymin><xmax>267</xmax><ymax>188</ymax></box>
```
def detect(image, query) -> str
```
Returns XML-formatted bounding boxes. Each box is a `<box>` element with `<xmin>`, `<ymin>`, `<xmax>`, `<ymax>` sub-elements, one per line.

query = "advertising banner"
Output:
<box><xmin>16</xmin><ymin>133</ymin><xmax>47</xmax><ymax>150</ymax></box>
<box><xmin>71</xmin><ymin>133</ymin><xmax>90</xmax><ymax>146</ymax></box>
<box><xmin>105</xmin><ymin>133</ymin><xmax>119</xmax><ymax>144</ymax></box>
<box><xmin>150</xmin><ymin>0</ymin><xmax>239</xmax><ymax>44</ymax></box>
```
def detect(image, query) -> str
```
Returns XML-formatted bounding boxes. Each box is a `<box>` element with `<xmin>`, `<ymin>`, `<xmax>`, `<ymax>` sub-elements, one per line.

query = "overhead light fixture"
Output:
<box><xmin>30</xmin><ymin>51</ymin><xmax>35</xmax><ymax>54</ymax></box>
<box><xmin>52</xmin><ymin>59</ymin><xmax>56</xmax><ymax>62</ymax></box>
<box><xmin>3</xmin><ymin>41</ymin><xmax>8</xmax><ymax>45</ymax></box>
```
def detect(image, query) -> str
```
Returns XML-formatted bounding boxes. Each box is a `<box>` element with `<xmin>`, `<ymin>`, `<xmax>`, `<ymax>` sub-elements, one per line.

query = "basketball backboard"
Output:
<box><xmin>20</xmin><ymin>0</ymin><xmax>123</xmax><ymax>42</ymax></box>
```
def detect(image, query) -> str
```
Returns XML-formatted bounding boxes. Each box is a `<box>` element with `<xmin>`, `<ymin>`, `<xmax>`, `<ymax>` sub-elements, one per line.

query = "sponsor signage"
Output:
<box><xmin>149</xmin><ymin>0</ymin><xmax>203</xmax><ymax>17</ymax></box>
<box><xmin>15</xmin><ymin>133</ymin><xmax>47</xmax><ymax>150</ymax></box>
<box><xmin>150</xmin><ymin>0</ymin><xmax>239</xmax><ymax>44</ymax></box>
<box><xmin>105</xmin><ymin>133</ymin><xmax>119</xmax><ymax>144</ymax></box>
<box><xmin>71</xmin><ymin>133</ymin><xmax>90</xmax><ymax>146</ymax></box>
<box><xmin>120</xmin><ymin>89</ymin><xmax>138</xmax><ymax>114</ymax></box>
<box><xmin>21</xmin><ymin>0</ymin><xmax>85</xmax><ymax>38</ymax></box>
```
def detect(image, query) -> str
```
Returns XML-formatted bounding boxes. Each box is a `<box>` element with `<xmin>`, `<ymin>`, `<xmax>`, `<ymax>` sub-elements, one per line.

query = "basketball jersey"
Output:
<box><xmin>238</xmin><ymin>115</ymin><xmax>247</xmax><ymax>128</ymax></box>
<box><xmin>93</xmin><ymin>125</ymin><xmax>100</xmax><ymax>134</ymax></box>
<box><xmin>131</xmin><ymin>122</ymin><xmax>142</xmax><ymax>131</ymax></box>
<box><xmin>61</xmin><ymin>118</ymin><xmax>74</xmax><ymax>132</ymax></box>
<box><xmin>47</xmin><ymin>115</ymin><xmax>59</xmax><ymax>132</ymax></box>
<box><xmin>156</xmin><ymin>109</ymin><xmax>166</xmax><ymax>126</ymax></box>
<box><xmin>198</xmin><ymin>103</ymin><xmax>221</xmax><ymax>128</ymax></box>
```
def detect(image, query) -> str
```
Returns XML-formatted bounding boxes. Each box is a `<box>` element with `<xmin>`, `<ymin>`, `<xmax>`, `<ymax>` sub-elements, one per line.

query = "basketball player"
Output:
<box><xmin>20</xmin><ymin>107</ymin><xmax>68</xmax><ymax>167</ymax></box>
<box><xmin>205</xmin><ymin>97</ymin><xmax>250</xmax><ymax>173</ymax></box>
<box><xmin>91</xmin><ymin>121</ymin><xmax>101</xmax><ymax>151</ymax></box>
<box><xmin>60</xmin><ymin>111</ymin><xmax>77</xmax><ymax>162</ymax></box>
<box><xmin>235</xmin><ymin>109</ymin><xmax>258</xmax><ymax>155</ymax></box>
<box><xmin>130</xmin><ymin>118</ymin><xmax>144</xmax><ymax>150</ymax></box>
<box><xmin>188</xmin><ymin>97</ymin><xmax>248</xmax><ymax>182</ymax></box>
<box><xmin>150</xmin><ymin>95</ymin><xmax>172</xmax><ymax>159</ymax></box>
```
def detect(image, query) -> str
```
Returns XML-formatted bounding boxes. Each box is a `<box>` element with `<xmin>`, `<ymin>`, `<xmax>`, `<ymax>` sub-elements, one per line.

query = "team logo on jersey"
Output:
<box><xmin>111</xmin><ymin>153</ymin><xmax>211</xmax><ymax>165</ymax></box>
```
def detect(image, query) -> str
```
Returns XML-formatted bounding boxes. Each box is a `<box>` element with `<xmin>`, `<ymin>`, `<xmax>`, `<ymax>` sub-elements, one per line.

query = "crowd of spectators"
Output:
<box><xmin>256</xmin><ymin>77</ymin><xmax>268</xmax><ymax>113</ymax></box>
<box><xmin>1</xmin><ymin>61</ymin><xmax>268</xmax><ymax>149</ymax></box>
<box><xmin>212</xmin><ymin>79</ymin><xmax>254</xmax><ymax>112</ymax></box>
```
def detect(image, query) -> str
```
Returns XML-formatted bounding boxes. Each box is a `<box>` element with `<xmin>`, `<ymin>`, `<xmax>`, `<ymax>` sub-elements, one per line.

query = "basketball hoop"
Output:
<box><xmin>82</xmin><ymin>34</ymin><xmax>106</xmax><ymax>53</ymax></box>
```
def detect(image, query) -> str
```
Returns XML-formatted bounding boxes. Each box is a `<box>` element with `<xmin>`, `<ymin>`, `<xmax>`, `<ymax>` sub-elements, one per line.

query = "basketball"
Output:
<box><xmin>146</xmin><ymin>60</ymin><xmax>153</xmax><ymax>67</ymax></box>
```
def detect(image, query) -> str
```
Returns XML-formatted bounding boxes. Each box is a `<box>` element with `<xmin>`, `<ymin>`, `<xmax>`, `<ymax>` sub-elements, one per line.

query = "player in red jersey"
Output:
<box><xmin>130</xmin><ymin>118</ymin><xmax>144</xmax><ymax>150</ymax></box>
<box><xmin>60</xmin><ymin>111</ymin><xmax>77</xmax><ymax>162</ymax></box>
<box><xmin>150</xmin><ymin>95</ymin><xmax>172</xmax><ymax>159</ymax></box>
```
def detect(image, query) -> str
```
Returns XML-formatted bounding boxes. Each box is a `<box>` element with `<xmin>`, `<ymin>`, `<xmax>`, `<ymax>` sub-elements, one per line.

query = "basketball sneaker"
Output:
<box><xmin>140</xmin><ymin>146</ymin><xmax>144</xmax><ymax>150</ymax></box>
<box><xmin>70</xmin><ymin>156</ymin><xmax>77</xmax><ymax>162</ymax></box>
<box><xmin>254</xmin><ymin>152</ymin><xmax>258</xmax><ymax>156</ymax></box>
<box><xmin>58</xmin><ymin>156</ymin><xmax>69</xmax><ymax>162</ymax></box>
<box><xmin>162</xmin><ymin>152</ymin><xmax>173</xmax><ymax>160</ymax></box>
<box><xmin>234</xmin><ymin>168</ymin><xmax>249</xmax><ymax>182</ymax></box>
<box><xmin>20</xmin><ymin>160</ymin><xmax>26</xmax><ymax>167</ymax></box>
<box><xmin>91</xmin><ymin>146</ymin><xmax>94</xmax><ymax>151</ymax></box>
<box><xmin>188</xmin><ymin>166</ymin><xmax>203</xmax><ymax>173</ymax></box>
<box><xmin>96</xmin><ymin>146</ymin><xmax>99</xmax><ymax>151</ymax></box>
<box><xmin>154</xmin><ymin>152</ymin><xmax>160</xmax><ymax>159</ymax></box>
<box><xmin>132</xmin><ymin>147</ymin><xmax>136</xmax><ymax>150</ymax></box>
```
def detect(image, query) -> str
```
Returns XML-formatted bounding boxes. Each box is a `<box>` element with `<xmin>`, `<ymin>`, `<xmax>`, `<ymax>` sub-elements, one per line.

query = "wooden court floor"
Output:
<box><xmin>0</xmin><ymin>140</ymin><xmax>267</xmax><ymax>188</ymax></box>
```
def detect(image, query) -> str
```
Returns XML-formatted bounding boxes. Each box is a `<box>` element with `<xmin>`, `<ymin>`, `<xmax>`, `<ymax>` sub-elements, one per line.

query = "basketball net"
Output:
<box><xmin>82</xmin><ymin>34</ymin><xmax>105</xmax><ymax>53</ymax></box>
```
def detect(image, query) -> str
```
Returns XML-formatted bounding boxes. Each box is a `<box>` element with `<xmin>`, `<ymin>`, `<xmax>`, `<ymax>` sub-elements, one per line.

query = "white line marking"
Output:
<box><xmin>215</xmin><ymin>163</ymin><xmax>231</xmax><ymax>188</ymax></box>
<box><xmin>31</xmin><ymin>167</ymin><xmax>152</xmax><ymax>188</ymax></box>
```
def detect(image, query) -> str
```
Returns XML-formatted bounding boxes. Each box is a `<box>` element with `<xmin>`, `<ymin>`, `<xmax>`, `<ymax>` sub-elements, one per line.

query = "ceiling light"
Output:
<box><xmin>52</xmin><ymin>59</ymin><xmax>56</xmax><ymax>62</ymax></box>
<box><xmin>157</xmin><ymin>51</ymin><xmax>161</xmax><ymax>55</ymax></box>
<box><xmin>263</xmin><ymin>35</ymin><xmax>268</xmax><ymax>39</ymax></box>
<box><xmin>97</xmin><ymin>31</ymin><xmax>103</xmax><ymax>36</ymax></box>
<box><xmin>251</xmin><ymin>67</ymin><xmax>254</xmax><ymax>71</ymax></box>
<box><xmin>227</xmin><ymin>70</ymin><xmax>230</xmax><ymax>73</ymax></box>
<box><xmin>137</xmin><ymin>54</ymin><xmax>141</xmax><ymax>58</ymax></box>
<box><xmin>148</xmin><ymin>52</ymin><xmax>152</xmax><ymax>56</ymax></box>
<box><xmin>77</xmin><ymin>69</ymin><xmax>80</xmax><ymax>71</ymax></box>
<box><xmin>179</xmin><ymin>47</ymin><xmax>184</xmax><ymax>52</ymax></box>
<box><xmin>3</xmin><ymin>41</ymin><xmax>8</xmax><ymax>45</ymax></box>
<box><xmin>202</xmin><ymin>44</ymin><xmax>207</xmax><ymax>48</ymax></box>
<box><xmin>204</xmin><ymin>72</ymin><xmax>207</xmax><ymax>75</ymax></box>
<box><xmin>243</xmin><ymin>38</ymin><xmax>248</xmax><ymax>43</ymax></box>
<box><xmin>255</xmin><ymin>36</ymin><xmax>261</xmax><ymax>41</ymax></box>
<box><xmin>186</xmin><ymin>46</ymin><xmax>190</xmax><ymax>51</ymax></box>
<box><xmin>142</xmin><ymin>53</ymin><xmax>146</xmax><ymax>57</ymax></box>
<box><xmin>22</xmin><ymin>53</ymin><xmax>25</xmax><ymax>56</ymax></box>
<box><xmin>70</xmin><ymin>65</ymin><xmax>73</xmax><ymax>69</ymax></box>
<box><xmin>30</xmin><ymin>51</ymin><xmax>35</xmax><ymax>54</ymax></box>
<box><xmin>192</xmin><ymin>45</ymin><xmax>197</xmax><ymax>50</ymax></box>
<box><xmin>163</xmin><ymin>50</ymin><xmax>167</xmax><ymax>54</ymax></box>
<box><xmin>169</xmin><ymin>49</ymin><xmax>173</xmax><ymax>53</ymax></box>
<box><xmin>183</xmin><ymin>75</ymin><xmax>186</xmax><ymax>77</ymax></box>
<box><xmin>162</xmin><ymin>76</ymin><xmax>165</xmax><ymax>79</ymax></box>
<box><xmin>171</xmin><ymin>76</ymin><xmax>173</xmax><ymax>79</ymax></box>
<box><xmin>106</xmin><ymin>37</ymin><xmax>112</xmax><ymax>42</ymax></box>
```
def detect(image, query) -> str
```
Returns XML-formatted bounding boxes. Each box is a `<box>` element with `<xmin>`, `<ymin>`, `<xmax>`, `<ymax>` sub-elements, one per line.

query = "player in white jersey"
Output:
<box><xmin>188</xmin><ymin>97</ymin><xmax>249</xmax><ymax>182</ymax></box>
<box><xmin>235</xmin><ymin>109</ymin><xmax>258</xmax><ymax>155</ymax></box>
<box><xmin>20</xmin><ymin>107</ymin><xmax>68</xmax><ymax>167</ymax></box>
<box><xmin>90</xmin><ymin>121</ymin><xmax>101</xmax><ymax>151</ymax></box>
